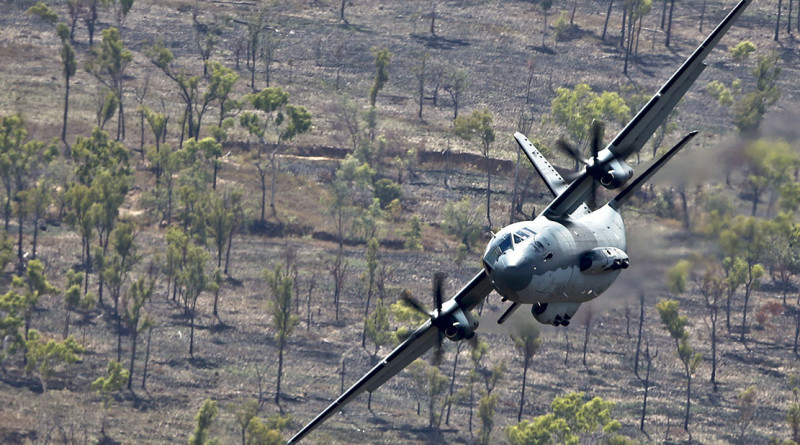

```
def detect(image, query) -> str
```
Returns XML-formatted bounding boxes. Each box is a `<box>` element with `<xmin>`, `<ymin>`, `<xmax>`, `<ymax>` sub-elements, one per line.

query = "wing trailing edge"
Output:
<box><xmin>608</xmin><ymin>131</ymin><xmax>698</xmax><ymax>210</ymax></box>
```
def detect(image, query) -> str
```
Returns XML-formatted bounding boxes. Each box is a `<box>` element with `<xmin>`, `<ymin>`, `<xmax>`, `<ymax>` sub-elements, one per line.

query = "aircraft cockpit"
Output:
<box><xmin>482</xmin><ymin>227</ymin><xmax>540</xmax><ymax>272</ymax></box>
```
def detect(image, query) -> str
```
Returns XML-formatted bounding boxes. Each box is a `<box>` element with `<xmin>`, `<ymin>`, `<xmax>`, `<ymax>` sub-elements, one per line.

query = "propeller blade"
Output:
<box><xmin>556</xmin><ymin>139</ymin><xmax>589</xmax><ymax>166</ymax></box>
<box><xmin>431</xmin><ymin>336</ymin><xmax>444</xmax><ymax>367</ymax></box>
<box><xmin>401</xmin><ymin>292</ymin><xmax>429</xmax><ymax>317</ymax></box>
<box><xmin>590</xmin><ymin>120</ymin><xmax>605</xmax><ymax>160</ymax></box>
<box><xmin>433</xmin><ymin>272</ymin><xmax>446</xmax><ymax>312</ymax></box>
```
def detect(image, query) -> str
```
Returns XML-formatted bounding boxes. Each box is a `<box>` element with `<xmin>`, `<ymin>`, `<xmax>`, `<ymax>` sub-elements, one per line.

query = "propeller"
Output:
<box><xmin>556</xmin><ymin>120</ymin><xmax>606</xmax><ymax>208</ymax></box>
<box><xmin>401</xmin><ymin>272</ymin><xmax>447</xmax><ymax>366</ymax></box>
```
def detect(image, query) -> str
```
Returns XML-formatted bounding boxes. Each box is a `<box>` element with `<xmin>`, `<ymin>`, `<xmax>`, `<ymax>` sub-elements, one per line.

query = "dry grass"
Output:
<box><xmin>1</xmin><ymin>0</ymin><xmax>800</xmax><ymax>444</ymax></box>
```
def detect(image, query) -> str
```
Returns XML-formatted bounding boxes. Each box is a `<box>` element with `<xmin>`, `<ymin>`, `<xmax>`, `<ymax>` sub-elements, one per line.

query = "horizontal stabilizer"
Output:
<box><xmin>514</xmin><ymin>132</ymin><xmax>569</xmax><ymax>197</ymax></box>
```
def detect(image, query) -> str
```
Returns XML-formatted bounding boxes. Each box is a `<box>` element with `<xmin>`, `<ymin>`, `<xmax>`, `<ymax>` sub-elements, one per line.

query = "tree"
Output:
<box><xmin>443</xmin><ymin>67</ymin><xmax>467</xmax><ymax>119</ymax></box>
<box><xmin>24</xmin><ymin>329</ymin><xmax>84</xmax><ymax>392</ymax></box>
<box><xmin>184</xmin><ymin>242</ymin><xmax>209</xmax><ymax>358</ymax></box>
<box><xmin>737</xmin><ymin>385</ymin><xmax>758</xmax><ymax>441</ymax></box>
<box><xmin>148</xmin><ymin>43</ymin><xmax>236</xmax><ymax>147</ymax></box>
<box><xmin>408</xmin><ymin>359</ymin><xmax>449</xmax><ymax>432</ymax></box>
<box><xmin>239</xmin><ymin>87</ymin><xmax>303</xmax><ymax>223</ymax></box>
<box><xmin>91</xmin><ymin>170</ymin><xmax>132</xmax><ymax>308</ymax></box>
<box><xmin>232</xmin><ymin>398</ymin><xmax>259</xmax><ymax>445</ymax></box>
<box><xmin>512</xmin><ymin>326</ymin><xmax>541</xmax><ymax>422</ymax></box>
<box><xmin>265</xmin><ymin>266</ymin><xmax>298</xmax><ymax>407</ymax></box>
<box><xmin>27</xmin><ymin>5</ymin><xmax>77</xmax><ymax>148</ymax></box>
<box><xmin>369</xmin><ymin>47</ymin><xmax>391</xmax><ymax>107</ymax></box>
<box><xmin>550</xmin><ymin>84</ymin><xmax>630</xmax><ymax>153</ymax></box>
<box><xmin>364</xmin><ymin>298</ymin><xmax>391</xmax><ymax>357</ymax></box>
<box><xmin>442</xmin><ymin>196</ymin><xmax>482</xmax><ymax>253</ymax></box>
<box><xmin>92</xmin><ymin>359</ymin><xmax>129</xmax><ymax>436</ymax></box>
<box><xmin>361</xmin><ymin>237</ymin><xmax>380</xmax><ymax>347</ymax></box>
<box><xmin>635</xmin><ymin>340</ymin><xmax>657</xmax><ymax>432</ymax></box>
<box><xmin>15</xmin><ymin>259</ymin><xmax>59</xmax><ymax>342</ymax></box>
<box><xmin>454</xmin><ymin>109</ymin><xmax>495</xmax><ymax>227</ymax></box>
<box><xmin>189</xmin><ymin>399</ymin><xmax>219</xmax><ymax>445</ymax></box>
<box><xmin>122</xmin><ymin>277</ymin><xmax>153</xmax><ymax>389</ymax></box>
<box><xmin>85</xmin><ymin>27</ymin><xmax>132</xmax><ymax>141</ymax></box>
<box><xmin>505</xmin><ymin>392</ymin><xmax>623</xmax><ymax>444</ymax></box>
<box><xmin>733</xmin><ymin>52</ymin><xmax>781</xmax><ymax>134</ymax></box>
<box><xmin>720</xmin><ymin>216</ymin><xmax>767</xmax><ymax>341</ymax></box>
<box><xmin>477</xmin><ymin>392</ymin><xmax>499</xmax><ymax>445</ymax></box>
<box><xmin>63</xmin><ymin>269</ymin><xmax>92</xmax><ymax>339</ymax></box>
<box><xmin>540</xmin><ymin>0</ymin><xmax>553</xmax><ymax>46</ymax></box>
<box><xmin>656</xmin><ymin>299</ymin><xmax>702</xmax><ymax>434</ymax></box>
<box><xmin>0</xmin><ymin>113</ymin><xmax>59</xmax><ymax>261</ymax></box>
<box><xmin>328</xmin><ymin>250</ymin><xmax>349</xmax><ymax>323</ymax></box>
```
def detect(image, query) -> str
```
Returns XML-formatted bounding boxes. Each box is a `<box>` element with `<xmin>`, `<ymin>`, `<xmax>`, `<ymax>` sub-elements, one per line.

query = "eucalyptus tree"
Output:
<box><xmin>122</xmin><ymin>277</ymin><xmax>153</xmax><ymax>389</ymax></box>
<box><xmin>85</xmin><ymin>27</ymin><xmax>132</xmax><ymax>140</ymax></box>
<box><xmin>0</xmin><ymin>114</ymin><xmax>58</xmax><ymax>268</ymax></box>
<box><xmin>185</xmin><ymin>241</ymin><xmax>209</xmax><ymax>358</ymax></box>
<box><xmin>454</xmin><ymin>109</ymin><xmax>495</xmax><ymax>227</ymax></box>
<box><xmin>148</xmin><ymin>42</ymin><xmax>238</xmax><ymax>147</ymax></box>
<box><xmin>720</xmin><ymin>215</ymin><xmax>767</xmax><ymax>342</ymax></box>
<box><xmin>657</xmin><ymin>299</ymin><xmax>702</xmax><ymax>434</ymax></box>
<box><xmin>26</xmin><ymin>4</ymin><xmax>78</xmax><ymax>148</ymax></box>
<box><xmin>240</xmin><ymin>87</ymin><xmax>312</xmax><ymax>223</ymax></box>
<box><xmin>265</xmin><ymin>266</ymin><xmax>298</xmax><ymax>407</ymax></box>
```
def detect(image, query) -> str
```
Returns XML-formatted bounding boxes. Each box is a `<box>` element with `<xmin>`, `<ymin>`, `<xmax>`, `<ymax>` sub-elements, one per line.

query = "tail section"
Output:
<box><xmin>514</xmin><ymin>132</ymin><xmax>569</xmax><ymax>197</ymax></box>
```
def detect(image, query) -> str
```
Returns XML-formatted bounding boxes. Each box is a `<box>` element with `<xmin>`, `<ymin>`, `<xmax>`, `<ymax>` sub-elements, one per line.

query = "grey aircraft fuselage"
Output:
<box><xmin>482</xmin><ymin>204</ymin><xmax>626</xmax><ymax>308</ymax></box>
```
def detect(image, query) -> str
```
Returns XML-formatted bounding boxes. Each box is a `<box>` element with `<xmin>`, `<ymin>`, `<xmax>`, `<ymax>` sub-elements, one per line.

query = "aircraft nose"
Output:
<box><xmin>491</xmin><ymin>252</ymin><xmax>534</xmax><ymax>296</ymax></box>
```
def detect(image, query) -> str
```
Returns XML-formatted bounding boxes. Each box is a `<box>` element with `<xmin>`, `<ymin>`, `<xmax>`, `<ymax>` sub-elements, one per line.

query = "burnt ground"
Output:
<box><xmin>2</xmin><ymin>0</ymin><xmax>800</xmax><ymax>443</ymax></box>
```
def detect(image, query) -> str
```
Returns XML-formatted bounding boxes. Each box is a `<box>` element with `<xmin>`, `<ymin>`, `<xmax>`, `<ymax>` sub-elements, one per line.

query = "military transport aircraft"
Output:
<box><xmin>288</xmin><ymin>0</ymin><xmax>752</xmax><ymax>442</ymax></box>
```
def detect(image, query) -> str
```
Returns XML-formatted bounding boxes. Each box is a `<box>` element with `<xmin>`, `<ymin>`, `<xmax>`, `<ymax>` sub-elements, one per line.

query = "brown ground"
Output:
<box><xmin>2</xmin><ymin>0</ymin><xmax>800</xmax><ymax>444</ymax></box>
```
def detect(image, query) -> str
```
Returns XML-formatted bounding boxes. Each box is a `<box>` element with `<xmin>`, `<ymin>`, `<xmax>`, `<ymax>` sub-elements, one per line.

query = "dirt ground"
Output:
<box><xmin>2</xmin><ymin>0</ymin><xmax>800</xmax><ymax>443</ymax></box>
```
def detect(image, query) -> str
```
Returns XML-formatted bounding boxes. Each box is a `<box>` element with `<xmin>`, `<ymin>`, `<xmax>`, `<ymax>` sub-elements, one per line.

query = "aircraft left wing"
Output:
<box><xmin>606</xmin><ymin>0</ymin><xmax>752</xmax><ymax>159</ymax></box>
<box><xmin>538</xmin><ymin>0</ymin><xmax>751</xmax><ymax>220</ymax></box>
<box><xmin>288</xmin><ymin>270</ymin><xmax>493</xmax><ymax>444</ymax></box>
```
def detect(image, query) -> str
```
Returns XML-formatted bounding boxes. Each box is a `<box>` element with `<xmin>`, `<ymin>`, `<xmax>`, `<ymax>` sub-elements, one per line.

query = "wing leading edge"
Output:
<box><xmin>530</xmin><ymin>0</ymin><xmax>751</xmax><ymax>220</ymax></box>
<box><xmin>287</xmin><ymin>270</ymin><xmax>493</xmax><ymax>444</ymax></box>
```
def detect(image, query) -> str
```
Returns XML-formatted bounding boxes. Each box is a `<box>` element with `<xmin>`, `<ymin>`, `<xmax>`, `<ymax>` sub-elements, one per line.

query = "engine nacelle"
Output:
<box><xmin>579</xmin><ymin>247</ymin><xmax>629</xmax><ymax>274</ymax></box>
<box><xmin>532</xmin><ymin>302</ymin><xmax>581</xmax><ymax>326</ymax></box>
<box><xmin>438</xmin><ymin>301</ymin><xmax>479</xmax><ymax>341</ymax></box>
<box><xmin>597</xmin><ymin>158</ymin><xmax>633</xmax><ymax>189</ymax></box>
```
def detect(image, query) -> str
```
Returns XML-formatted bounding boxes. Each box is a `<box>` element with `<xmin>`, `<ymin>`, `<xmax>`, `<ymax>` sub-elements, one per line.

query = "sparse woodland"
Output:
<box><xmin>3</xmin><ymin>0</ymin><xmax>800</xmax><ymax>443</ymax></box>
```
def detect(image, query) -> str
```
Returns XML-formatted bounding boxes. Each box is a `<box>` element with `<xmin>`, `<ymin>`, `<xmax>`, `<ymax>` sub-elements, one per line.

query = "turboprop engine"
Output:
<box><xmin>596</xmin><ymin>157</ymin><xmax>633</xmax><ymax>189</ymax></box>
<box><xmin>532</xmin><ymin>302</ymin><xmax>581</xmax><ymax>326</ymax></box>
<box><xmin>579</xmin><ymin>247</ymin><xmax>629</xmax><ymax>274</ymax></box>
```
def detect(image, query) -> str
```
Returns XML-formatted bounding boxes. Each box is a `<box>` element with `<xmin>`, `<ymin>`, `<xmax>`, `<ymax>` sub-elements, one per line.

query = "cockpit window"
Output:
<box><xmin>497</xmin><ymin>234</ymin><xmax>513</xmax><ymax>253</ymax></box>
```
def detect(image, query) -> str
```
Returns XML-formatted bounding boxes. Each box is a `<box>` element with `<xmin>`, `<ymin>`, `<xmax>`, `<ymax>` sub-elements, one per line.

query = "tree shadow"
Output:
<box><xmin>338</xmin><ymin>22</ymin><xmax>372</xmax><ymax>33</ymax></box>
<box><xmin>410</xmin><ymin>33</ymin><xmax>470</xmax><ymax>50</ymax></box>
<box><xmin>526</xmin><ymin>45</ymin><xmax>557</xmax><ymax>55</ymax></box>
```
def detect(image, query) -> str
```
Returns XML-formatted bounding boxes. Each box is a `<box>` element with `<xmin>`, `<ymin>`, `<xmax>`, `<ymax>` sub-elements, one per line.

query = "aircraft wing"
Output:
<box><xmin>606</xmin><ymin>0</ymin><xmax>752</xmax><ymax>159</ymax></box>
<box><xmin>288</xmin><ymin>270</ymin><xmax>493</xmax><ymax>444</ymax></box>
<box><xmin>537</xmin><ymin>0</ymin><xmax>751</xmax><ymax>220</ymax></box>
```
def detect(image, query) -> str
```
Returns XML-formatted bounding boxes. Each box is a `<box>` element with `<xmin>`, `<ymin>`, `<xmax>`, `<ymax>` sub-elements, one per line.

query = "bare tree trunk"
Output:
<box><xmin>635</xmin><ymin>293</ymin><xmax>645</xmax><ymax>377</ymax></box>
<box><xmin>602</xmin><ymin>0</ymin><xmax>614</xmax><ymax>40</ymax></box>
<box><xmin>699</xmin><ymin>0</ymin><xmax>707</xmax><ymax>32</ymax></box>
<box><xmin>142</xmin><ymin>325</ymin><xmax>152</xmax><ymax>389</ymax></box>
<box><xmin>776</xmin><ymin>0</ymin><xmax>784</xmax><ymax>41</ymax></box>
<box><xmin>665</xmin><ymin>0</ymin><xmax>675</xmax><ymax>47</ymax></box>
